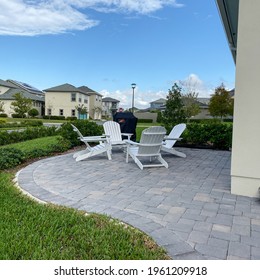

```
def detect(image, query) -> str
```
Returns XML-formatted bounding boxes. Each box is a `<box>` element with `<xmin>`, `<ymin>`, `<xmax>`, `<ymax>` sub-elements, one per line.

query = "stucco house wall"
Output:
<box><xmin>44</xmin><ymin>84</ymin><xmax>90</xmax><ymax>119</ymax></box>
<box><xmin>230</xmin><ymin>0</ymin><xmax>260</xmax><ymax>197</ymax></box>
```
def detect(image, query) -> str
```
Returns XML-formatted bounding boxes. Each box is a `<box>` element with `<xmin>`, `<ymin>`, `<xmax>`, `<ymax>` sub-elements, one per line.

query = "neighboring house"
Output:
<box><xmin>149</xmin><ymin>98</ymin><xmax>166</xmax><ymax>110</ymax></box>
<box><xmin>102</xmin><ymin>97</ymin><xmax>120</xmax><ymax>118</ymax></box>
<box><xmin>78</xmin><ymin>86</ymin><xmax>102</xmax><ymax>120</ymax></box>
<box><xmin>0</xmin><ymin>79</ymin><xmax>44</xmax><ymax>117</ymax></box>
<box><xmin>44</xmin><ymin>83</ymin><xmax>90</xmax><ymax>119</ymax></box>
<box><xmin>216</xmin><ymin>0</ymin><xmax>260</xmax><ymax>197</ymax></box>
<box><xmin>193</xmin><ymin>98</ymin><xmax>211</xmax><ymax>119</ymax></box>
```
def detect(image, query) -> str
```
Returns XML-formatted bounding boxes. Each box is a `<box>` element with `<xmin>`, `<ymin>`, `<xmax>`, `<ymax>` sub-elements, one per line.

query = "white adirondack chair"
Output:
<box><xmin>161</xmin><ymin>123</ymin><xmax>186</xmax><ymax>158</ymax></box>
<box><xmin>125</xmin><ymin>126</ymin><xmax>168</xmax><ymax>170</ymax></box>
<box><xmin>103</xmin><ymin>121</ymin><xmax>132</xmax><ymax>149</ymax></box>
<box><xmin>71</xmin><ymin>124</ymin><xmax>112</xmax><ymax>161</ymax></box>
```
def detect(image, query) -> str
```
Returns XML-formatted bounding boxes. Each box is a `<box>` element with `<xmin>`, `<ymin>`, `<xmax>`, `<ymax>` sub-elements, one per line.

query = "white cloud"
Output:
<box><xmin>100</xmin><ymin>74</ymin><xmax>214</xmax><ymax>109</ymax></box>
<box><xmin>175</xmin><ymin>73</ymin><xmax>213</xmax><ymax>97</ymax></box>
<box><xmin>0</xmin><ymin>0</ymin><xmax>98</xmax><ymax>36</ymax></box>
<box><xmin>0</xmin><ymin>0</ymin><xmax>184</xmax><ymax>36</ymax></box>
<box><xmin>100</xmin><ymin>87</ymin><xmax>167</xmax><ymax>109</ymax></box>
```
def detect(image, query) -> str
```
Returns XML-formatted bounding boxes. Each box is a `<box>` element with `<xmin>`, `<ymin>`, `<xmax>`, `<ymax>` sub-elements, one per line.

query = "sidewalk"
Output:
<box><xmin>16</xmin><ymin>148</ymin><xmax>260</xmax><ymax>259</ymax></box>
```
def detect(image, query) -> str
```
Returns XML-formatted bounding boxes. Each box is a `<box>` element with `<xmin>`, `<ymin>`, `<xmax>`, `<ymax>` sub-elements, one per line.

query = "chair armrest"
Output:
<box><xmin>124</xmin><ymin>139</ymin><xmax>137</xmax><ymax>145</ymax></box>
<box><xmin>125</xmin><ymin>140</ymin><xmax>162</xmax><ymax>147</ymax></box>
<box><xmin>121</xmin><ymin>133</ymin><xmax>132</xmax><ymax>140</ymax></box>
<box><xmin>164</xmin><ymin>136</ymin><xmax>182</xmax><ymax>141</ymax></box>
<box><xmin>81</xmin><ymin>136</ymin><xmax>109</xmax><ymax>142</ymax></box>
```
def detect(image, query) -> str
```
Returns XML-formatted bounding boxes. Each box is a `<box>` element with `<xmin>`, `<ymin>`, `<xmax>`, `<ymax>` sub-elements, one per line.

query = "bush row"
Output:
<box><xmin>189</xmin><ymin>118</ymin><xmax>233</xmax><ymax>124</ymax></box>
<box><xmin>0</xmin><ymin>126</ymin><xmax>58</xmax><ymax>146</ymax></box>
<box><xmin>137</xmin><ymin>119</ymin><xmax>153</xmax><ymax>123</ymax></box>
<box><xmin>58</xmin><ymin>120</ymin><xmax>104</xmax><ymax>147</ymax></box>
<box><xmin>0</xmin><ymin>137</ymin><xmax>71</xmax><ymax>170</ymax></box>
<box><xmin>181</xmin><ymin>123</ymin><xmax>233</xmax><ymax>150</ymax></box>
<box><xmin>0</xmin><ymin>120</ymin><xmax>43</xmax><ymax>128</ymax></box>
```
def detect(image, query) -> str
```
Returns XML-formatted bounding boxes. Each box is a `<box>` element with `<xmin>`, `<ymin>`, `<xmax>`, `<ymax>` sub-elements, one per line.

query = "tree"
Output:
<box><xmin>75</xmin><ymin>104</ymin><xmax>88</xmax><ymax>119</ymax></box>
<box><xmin>92</xmin><ymin>106</ymin><xmax>102</xmax><ymax>120</ymax></box>
<box><xmin>178</xmin><ymin>77</ymin><xmax>201</xmax><ymax>120</ymax></box>
<box><xmin>28</xmin><ymin>108</ymin><xmax>39</xmax><ymax>118</ymax></box>
<box><xmin>182</xmin><ymin>92</ymin><xmax>201</xmax><ymax>120</ymax></box>
<box><xmin>162</xmin><ymin>83</ymin><xmax>187</xmax><ymax>130</ymax></box>
<box><xmin>208</xmin><ymin>84</ymin><xmax>234</xmax><ymax>119</ymax></box>
<box><xmin>11</xmin><ymin>92</ymin><xmax>32</xmax><ymax>118</ymax></box>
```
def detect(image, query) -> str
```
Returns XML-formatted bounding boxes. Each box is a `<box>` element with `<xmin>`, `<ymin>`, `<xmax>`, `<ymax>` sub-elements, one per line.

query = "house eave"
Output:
<box><xmin>216</xmin><ymin>0</ymin><xmax>239</xmax><ymax>62</ymax></box>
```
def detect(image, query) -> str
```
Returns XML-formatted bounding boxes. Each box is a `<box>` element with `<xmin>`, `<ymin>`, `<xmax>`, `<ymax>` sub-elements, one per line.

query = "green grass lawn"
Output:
<box><xmin>1</xmin><ymin>136</ymin><xmax>62</xmax><ymax>153</ymax></box>
<box><xmin>0</xmin><ymin>137</ymin><xmax>170</xmax><ymax>260</ymax></box>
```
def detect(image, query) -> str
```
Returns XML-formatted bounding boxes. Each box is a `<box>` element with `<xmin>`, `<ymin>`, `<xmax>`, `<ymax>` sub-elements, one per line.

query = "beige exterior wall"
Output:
<box><xmin>0</xmin><ymin>100</ymin><xmax>42</xmax><ymax>117</ymax></box>
<box><xmin>231</xmin><ymin>0</ymin><xmax>260</xmax><ymax>197</ymax></box>
<box><xmin>45</xmin><ymin>91</ymin><xmax>89</xmax><ymax>119</ymax></box>
<box><xmin>0</xmin><ymin>100</ymin><xmax>13</xmax><ymax>116</ymax></box>
<box><xmin>102</xmin><ymin>101</ymin><xmax>119</xmax><ymax>118</ymax></box>
<box><xmin>89</xmin><ymin>95</ymin><xmax>102</xmax><ymax>119</ymax></box>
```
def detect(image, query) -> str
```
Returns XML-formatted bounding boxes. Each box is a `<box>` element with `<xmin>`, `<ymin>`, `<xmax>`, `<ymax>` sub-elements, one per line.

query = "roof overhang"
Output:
<box><xmin>216</xmin><ymin>0</ymin><xmax>239</xmax><ymax>62</ymax></box>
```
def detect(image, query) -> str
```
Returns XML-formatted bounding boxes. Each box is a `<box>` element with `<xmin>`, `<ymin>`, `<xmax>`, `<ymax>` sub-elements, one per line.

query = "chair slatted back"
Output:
<box><xmin>138</xmin><ymin>126</ymin><xmax>166</xmax><ymax>155</ymax></box>
<box><xmin>164</xmin><ymin>123</ymin><xmax>186</xmax><ymax>149</ymax></box>
<box><xmin>71</xmin><ymin>124</ymin><xmax>91</xmax><ymax>149</ymax></box>
<box><xmin>103</xmin><ymin>121</ymin><xmax>122</xmax><ymax>144</ymax></box>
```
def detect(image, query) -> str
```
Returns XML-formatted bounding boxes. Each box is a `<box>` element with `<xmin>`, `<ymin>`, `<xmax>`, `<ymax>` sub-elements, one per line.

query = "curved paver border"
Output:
<box><xmin>16</xmin><ymin>148</ymin><xmax>260</xmax><ymax>260</ymax></box>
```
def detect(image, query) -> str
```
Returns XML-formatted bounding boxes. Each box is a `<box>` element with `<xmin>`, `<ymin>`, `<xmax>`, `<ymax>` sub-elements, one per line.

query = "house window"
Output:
<box><xmin>59</xmin><ymin>109</ymin><xmax>64</xmax><ymax>116</ymax></box>
<box><xmin>79</xmin><ymin>97</ymin><xmax>82</xmax><ymax>102</ymax></box>
<box><xmin>84</xmin><ymin>98</ymin><xmax>88</xmax><ymax>104</ymax></box>
<box><xmin>71</xmin><ymin>93</ymin><xmax>76</xmax><ymax>102</ymax></box>
<box><xmin>71</xmin><ymin>109</ymin><xmax>76</xmax><ymax>116</ymax></box>
<box><xmin>48</xmin><ymin>109</ymin><xmax>52</xmax><ymax>116</ymax></box>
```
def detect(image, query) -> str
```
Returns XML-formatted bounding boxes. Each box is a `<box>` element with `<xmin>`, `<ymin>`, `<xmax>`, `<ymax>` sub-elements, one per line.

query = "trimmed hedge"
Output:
<box><xmin>42</xmin><ymin>116</ymin><xmax>66</xmax><ymax>120</ymax></box>
<box><xmin>0</xmin><ymin>148</ymin><xmax>25</xmax><ymax>170</ymax></box>
<box><xmin>58</xmin><ymin>120</ymin><xmax>104</xmax><ymax>147</ymax></box>
<box><xmin>0</xmin><ymin>120</ymin><xmax>43</xmax><ymax>129</ymax></box>
<box><xmin>137</xmin><ymin>119</ymin><xmax>153</xmax><ymax>123</ymax></box>
<box><xmin>0</xmin><ymin>126</ymin><xmax>58</xmax><ymax>146</ymax></box>
<box><xmin>0</xmin><ymin>136</ymin><xmax>71</xmax><ymax>170</ymax></box>
<box><xmin>182</xmin><ymin>123</ymin><xmax>233</xmax><ymax>150</ymax></box>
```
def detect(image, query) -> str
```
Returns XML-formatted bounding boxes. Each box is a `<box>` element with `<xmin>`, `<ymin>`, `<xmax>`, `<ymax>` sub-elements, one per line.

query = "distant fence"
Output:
<box><xmin>134</xmin><ymin>112</ymin><xmax>158</xmax><ymax>123</ymax></box>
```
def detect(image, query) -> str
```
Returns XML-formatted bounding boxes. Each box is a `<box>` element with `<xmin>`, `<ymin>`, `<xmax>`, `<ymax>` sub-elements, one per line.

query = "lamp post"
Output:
<box><xmin>131</xmin><ymin>83</ymin><xmax>136</xmax><ymax>113</ymax></box>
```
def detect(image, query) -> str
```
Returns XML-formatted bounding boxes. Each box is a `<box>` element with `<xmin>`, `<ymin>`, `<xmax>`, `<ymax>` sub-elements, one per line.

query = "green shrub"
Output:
<box><xmin>20</xmin><ymin>120</ymin><xmax>43</xmax><ymax>127</ymax></box>
<box><xmin>137</xmin><ymin>119</ymin><xmax>153</xmax><ymax>123</ymax></box>
<box><xmin>0</xmin><ymin>148</ymin><xmax>25</xmax><ymax>170</ymax></box>
<box><xmin>46</xmin><ymin>137</ymin><xmax>71</xmax><ymax>153</ymax></box>
<box><xmin>156</xmin><ymin>111</ymin><xmax>162</xmax><ymax>123</ymax></box>
<box><xmin>43</xmin><ymin>115</ymin><xmax>66</xmax><ymax>120</ymax></box>
<box><xmin>189</xmin><ymin>119</ymin><xmax>221</xmax><ymax>124</ymax></box>
<box><xmin>184</xmin><ymin>123</ymin><xmax>232</xmax><ymax>150</ymax></box>
<box><xmin>58</xmin><ymin>120</ymin><xmax>103</xmax><ymax>147</ymax></box>
<box><xmin>0</xmin><ymin>126</ymin><xmax>58</xmax><ymax>146</ymax></box>
<box><xmin>28</xmin><ymin>108</ymin><xmax>39</xmax><ymax>118</ymax></box>
<box><xmin>1</xmin><ymin>136</ymin><xmax>71</xmax><ymax>166</ymax></box>
<box><xmin>66</xmin><ymin>117</ymin><xmax>77</xmax><ymax>121</ymax></box>
<box><xmin>11</xmin><ymin>113</ymin><xmax>25</xmax><ymax>118</ymax></box>
<box><xmin>0</xmin><ymin>120</ymin><xmax>43</xmax><ymax>129</ymax></box>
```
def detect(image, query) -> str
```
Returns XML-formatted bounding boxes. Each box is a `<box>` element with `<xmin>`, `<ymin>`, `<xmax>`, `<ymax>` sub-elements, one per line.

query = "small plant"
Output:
<box><xmin>184</xmin><ymin>123</ymin><xmax>232</xmax><ymax>150</ymax></box>
<box><xmin>28</xmin><ymin>108</ymin><xmax>39</xmax><ymax>118</ymax></box>
<box><xmin>0</xmin><ymin>148</ymin><xmax>25</xmax><ymax>169</ymax></box>
<box><xmin>58</xmin><ymin>120</ymin><xmax>103</xmax><ymax>147</ymax></box>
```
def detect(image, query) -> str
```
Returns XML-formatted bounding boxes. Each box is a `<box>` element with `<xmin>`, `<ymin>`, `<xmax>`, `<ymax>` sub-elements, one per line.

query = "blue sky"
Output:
<box><xmin>0</xmin><ymin>0</ymin><xmax>235</xmax><ymax>109</ymax></box>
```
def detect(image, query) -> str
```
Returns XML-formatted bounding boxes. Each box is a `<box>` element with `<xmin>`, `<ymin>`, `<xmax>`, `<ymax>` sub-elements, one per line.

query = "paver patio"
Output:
<box><xmin>16</xmin><ymin>147</ymin><xmax>260</xmax><ymax>259</ymax></box>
